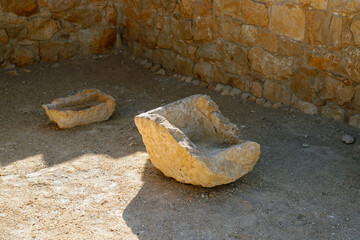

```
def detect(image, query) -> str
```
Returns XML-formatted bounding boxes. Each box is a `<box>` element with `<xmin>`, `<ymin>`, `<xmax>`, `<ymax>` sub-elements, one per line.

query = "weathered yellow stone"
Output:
<box><xmin>174</xmin><ymin>55</ymin><xmax>194</xmax><ymax>76</ymax></box>
<box><xmin>294</xmin><ymin>101</ymin><xmax>318</xmax><ymax>115</ymax></box>
<box><xmin>42</xmin><ymin>89</ymin><xmax>116</xmax><ymax>129</ymax></box>
<box><xmin>350</xmin><ymin>17</ymin><xmax>360</xmax><ymax>46</ymax></box>
<box><xmin>269</xmin><ymin>4</ymin><xmax>305</xmax><ymax>41</ymax></box>
<box><xmin>193</xmin><ymin>60</ymin><xmax>214</xmax><ymax>82</ymax></box>
<box><xmin>213</xmin><ymin>16</ymin><xmax>242</xmax><ymax>43</ymax></box>
<box><xmin>321</xmin><ymin>103</ymin><xmax>345</xmax><ymax>122</ymax></box>
<box><xmin>213</xmin><ymin>0</ymin><xmax>241</xmax><ymax>18</ymax></box>
<box><xmin>193</xmin><ymin>16</ymin><xmax>213</xmax><ymax>42</ymax></box>
<box><xmin>251</xmin><ymin>81</ymin><xmax>263</xmax><ymax>98</ymax></box>
<box><xmin>306</xmin><ymin>10</ymin><xmax>342</xmax><ymax>49</ymax></box>
<box><xmin>0</xmin><ymin>29</ymin><xmax>8</xmax><ymax>44</ymax></box>
<box><xmin>27</xmin><ymin>17</ymin><xmax>61</xmax><ymax>41</ymax></box>
<box><xmin>263</xmin><ymin>80</ymin><xmax>292</xmax><ymax>105</ymax></box>
<box><xmin>249</xmin><ymin>47</ymin><xmax>293</xmax><ymax>81</ymax></box>
<box><xmin>329</xmin><ymin>0</ymin><xmax>360</xmax><ymax>13</ymax></box>
<box><xmin>257</xmin><ymin>31</ymin><xmax>278</xmax><ymax>53</ymax></box>
<box><xmin>10</xmin><ymin>46</ymin><xmax>34</xmax><ymax>66</ymax></box>
<box><xmin>0</xmin><ymin>0</ymin><xmax>38</xmax><ymax>16</ymax></box>
<box><xmin>240</xmin><ymin>24</ymin><xmax>259</xmax><ymax>45</ymax></box>
<box><xmin>53</xmin><ymin>7</ymin><xmax>101</xmax><ymax>28</ymax></box>
<box><xmin>308</xmin><ymin>47</ymin><xmax>344</xmax><ymax>74</ymax></box>
<box><xmin>241</xmin><ymin>0</ymin><xmax>268</xmax><ymax>27</ymax></box>
<box><xmin>343</xmin><ymin>47</ymin><xmax>360</xmax><ymax>83</ymax></box>
<box><xmin>134</xmin><ymin>95</ymin><xmax>260</xmax><ymax>187</ymax></box>
<box><xmin>278</xmin><ymin>37</ymin><xmax>304</xmax><ymax>57</ymax></box>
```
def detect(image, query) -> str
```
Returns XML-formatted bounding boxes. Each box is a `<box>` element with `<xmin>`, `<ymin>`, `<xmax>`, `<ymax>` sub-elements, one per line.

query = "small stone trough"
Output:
<box><xmin>135</xmin><ymin>94</ymin><xmax>260</xmax><ymax>187</ymax></box>
<box><xmin>42</xmin><ymin>89</ymin><xmax>116</xmax><ymax>129</ymax></box>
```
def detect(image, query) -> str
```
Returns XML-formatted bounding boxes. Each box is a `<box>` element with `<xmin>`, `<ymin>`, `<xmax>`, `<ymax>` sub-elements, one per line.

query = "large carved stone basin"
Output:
<box><xmin>42</xmin><ymin>89</ymin><xmax>116</xmax><ymax>129</ymax></box>
<box><xmin>135</xmin><ymin>94</ymin><xmax>260</xmax><ymax>187</ymax></box>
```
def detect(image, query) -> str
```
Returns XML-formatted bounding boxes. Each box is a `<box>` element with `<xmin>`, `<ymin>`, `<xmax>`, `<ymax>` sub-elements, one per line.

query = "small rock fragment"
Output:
<box><xmin>302</xmin><ymin>143</ymin><xmax>309</xmax><ymax>148</ymax></box>
<box><xmin>156</xmin><ymin>69</ymin><xmax>166</xmax><ymax>75</ymax></box>
<box><xmin>229</xmin><ymin>88</ymin><xmax>242</xmax><ymax>96</ymax></box>
<box><xmin>184</xmin><ymin>76</ymin><xmax>193</xmax><ymax>83</ymax></box>
<box><xmin>6</xmin><ymin>70</ymin><xmax>18</xmax><ymax>76</ymax></box>
<box><xmin>241</xmin><ymin>93</ymin><xmax>251</xmax><ymax>100</ymax></box>
<box><xmin>192</xmin><ymin>80</ymin><xmax>201</xmax><ymax>86</ymax></box>
<box><xmin>23</xmin><ymin>69</ymin><xmax>32</xmax><ymax>73</ymax></box>
<box><xmin>214</xmin><ymin>83</ymin><xmax>225</xmax><ymax>92</ymax></box>
<box><xmin>1</xmin><ymin>62</ymin><xmax>15</xmax><ymax>69</ymax></box>
<box><xmin>206</xmin><ymin>83</ymin><xmax>217</xmax><ymax>90</ymax></box>
<box><xmin>264</xmin><ymin>101</ymin><xmax>272</xmax><ymax>108</ymax></box>
<box><xmin>256</xmin><ymin>98</ymin><xmax>266</xmax><ymax>105</ymax></box>
<box><xmin>272</xmin><ymin>102</ymin><xmax>283</xmax><ymax>109</ymax></box>
<box><xmin>349</xmin><ymin>115</ymin><xmax>360</xmax><ymax>129</ymax></box>
<box><xmin>221</xmin><ymin>86</ymin><xmax>232</xmax><ymax>96</ymax></box>
<box><xmin>51</xmin><ymin>63</ymin><xmax>59</xmax><ymax>69</ymax></box>
<box><xmin>143</xmin><ymin>62</ymin><xmax>152</xmax><ymax>70</ymax></box>
<box><xmin>341</xmin><ymin>134</ymin><xmax>355</xmax><ymax>144</ymax></box>
<box><xmin>151</xmin><ymin>64</ymin><xmax>161</xmax><ymax>72</ymax></box>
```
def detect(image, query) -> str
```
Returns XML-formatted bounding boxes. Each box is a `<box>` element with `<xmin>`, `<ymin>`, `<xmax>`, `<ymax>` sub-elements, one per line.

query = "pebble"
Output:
<box><xmin>192</xmin><ymin>80</ymin><xmax>201</xmax><ymax>86</ymax></box>
<box><xmin>142</xmin><ymin>62</ymin><xmax>152</xmax><ymax>70</ymax></box>
<box><xmin>272</xmin><ymin>102</ymin><xmax>283</xmax><ymax>109</ymax></box>
<box><xmin>241</xmin><ymin>93</ymin><xmax>251</xmax><ymax>100</ymax></box>
<box><xmin>229</xmin><ymin>88</ymin><xmax>242</xmax><ymax>96</ymax></box>
<box><xmin>23</xmin><ymin>69</ymin><xmax>32</xmax><ymax>73</ymax></box>
<box><xmin>302</xmin><ymin>143</ymin><xmax>309</xmax><ymax>148</ymax></box>
<box><xmin>341</xmin><ymin>134</ymin><xmax>355</xmax><ymax>144</ymax></box>
<box><xmin>51</xmin><ymin>63</ymin><xmax>59</xmax><ymax>69</ymax></box>
<box><xmin>156</xmin><ymin>69</ymin><xmax>166</xmax><ymax>75</ymax></box>
<box><xmin>256</xmin><ymin>98</ymin><xmax>265</xmax><ymax>105</ymax></box>
<box><xmin>264</xmin><ymin>101</ymin><xmax>272</xmax><ymax>108</ymax></box>
<box><xmin>150</xmin><ymin>64</ymin><xmax>161</xmax><ymax>72</ymax></box>
<box><xmin>221</xmin><ymin>86</ymin><xmax>232</xmax><ymax>96</ymax></box>
<box><xmin>184</xmin><ymin>76</ymin><xmax>193</xmax><ymax>83</ymax></box>
<box><xmin>5</xmin><ymin>70</ymin><xmax>18</xmax><ymax>76</ymax></box>
<box><xmin>214</xmin><ymin>84</ymin><xmax>224</xmax><ymax>92</ymax></box>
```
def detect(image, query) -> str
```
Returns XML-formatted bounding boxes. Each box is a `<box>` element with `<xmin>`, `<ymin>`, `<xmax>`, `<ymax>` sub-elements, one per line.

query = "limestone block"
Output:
<box><xmin>349</xmin><ymin>115</ymin><xmax>360</xmax><ymax>128</ymax></box>
<box><xmin>249</xmin><ymin>47</ymin><xmax>293</xmax><ymax>81</ymax></box>
<box><xmin>354</xmin><ymin>85</ymin><xmax>360</xmax><ymax>111</ymax></box>
<box><xmin>27</xmin><ymin>17</ymin><xmax>61</xmax><ymax>41</ymax></box>
<box><xmin>241</xmin><ymin>0</ymin><xmax>268</xmax><ymax>27</ymax></box>
<box><xmin>321</xmin><ymin>103</ymin><xmax>345</xmax><ymax>122</ymax></box>
<box><xmin>306</xmin><ymin>10</ymin><xmax>342</xmax><ymax>49</ymax></box>
<box><xmin>171</xmin><ymin>18</ymin><xmax>192</xmax><ymax>41</ymax></box>
<box><xmin>343</xmin><ymin>47</ymin><xmax>360</xmax><ymax>83</ymax></box>
<box><xmin>269</xmin><ymin>4</ymin><xmax>305</xmax><ymax>41</ymax></box>
<box><xmin>0</xmin><ymin>12</ymin><xmax>27</xmax><ymax>25</ymax></box>
<box><xmin>263</xmin><ymin>80</ymin><xmax>292</xmax><ymax>105</ymax></box>
<box><xmin>328</xmin><ymin>0</ymin><xmax>360</xmax><ymax>13</ymax></box>
<box><xmin>193</xmin><ymin>17</ymin><xmax>213</xmax><ymax>42</ymax></box>
<box><xmin>10</xmin><ymin>46</ymin><xmax>34</xmax><ymax>66</ymax></box>
<box><xmin>193</xmin><ymin>60</ymin><xmax>214</xmax><ymax>82</ymax></box>
<box><xmin>42</xmin><ymin>89</ymin><xmax>116</xmax><ymax>129</ymax></box>
<box><xmin>350</xmin><ymin>18</ymin><xmax>360</xmax><ymax>46</ymax></box>
<box><xmin>213</xmin><ymin>16</ymin><xmax>242</xmax><ymax>43</ymax></box>
<box><xmin>174</xmin><ymin>55</ymin><xmax>194</xmax><ymax>76</ymax></box>
<box><xmin>294</xmin><ymin>101</ymin><xmax>318</xmax><ymax>115</ymax></box>
<box><xmin>0</xmin><ymin>29</ymin><xmax>8</xmax><ymax>44</ymax></box>
<box><xmin>78</xmin><ymin>27</ymin><xmax>116</xmax><ymax>55</ymax></box>
<box><xmin>40</xmin><ymin>41</ymin><xmax>78</xmax><ymax>63</ymax></box>
<box><xmin>213</xmin><ymin>0</ymin><xmax>241</xmax><ymax>18</ymax></box>
<box><xmin>308</xmin><ymin>48</ymin><xmax>344</xmax><ymax>74</ymax></box>
<box><xmin>53</xmin><ymin>7</ymin><xmax>101</xmax><ymax>28</ymax></box>
<box><xmin>47</xmin><ymin>0</ymin><xmax>80</xmax><ymax>13</ymax></box>
<box><xmin>134</xmin><ymin>95</ymin><xmax>260</xmax><ymax>187</ymax></box>
<box><xmin>0</xmin><ymin>0</ymin><xmax>38</xmax><ymax>16</ymax></box>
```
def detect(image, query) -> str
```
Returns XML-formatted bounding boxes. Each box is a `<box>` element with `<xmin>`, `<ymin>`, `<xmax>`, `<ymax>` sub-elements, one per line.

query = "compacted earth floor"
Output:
<box><xmin>0</xmin><ymin>48</ymin><xmax>359</xmax><ymax>240</ymax></box>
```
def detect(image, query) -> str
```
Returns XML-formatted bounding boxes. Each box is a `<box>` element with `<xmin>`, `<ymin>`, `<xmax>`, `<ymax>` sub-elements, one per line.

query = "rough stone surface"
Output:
<box><xmin>349</xmin><ymin>115</ymin><xmax>360</xmax><ymax>128</ymax></box>
<box><xmin>321</xmin><ymin>103</ymin><xmax>346</xmax><ymax>122</ymax></box>
<box><xmin>249</xmin><ymin>47</ymin><xmax>293</xmax><ymax>81</ymax></box>
<box><xmin>294</xmin><ymin>101</ymin><xmax>318</xmax><ymax>115</ymax></box>
<box><xmin>134</xmin><ymin>95</ymin><xmax>260</xmax><ymax>187</ymax></box>
<box><xmin>27</xmin><ymin>17</ymin><xmax>60</xmax><ymax>41</ymax></box>
<box><xmin>42</xmin><ymin>89</ymin><xmax>116</xmax><ymax>129</ymax></box>
<box><xmin>10</xmin><ymin>46</ymin><xmax>33</xmax><ymax>66</ymax></box>
<box><xmin>0</xmin><ymin>0</ymin><xmax>38</xmax><ymax>16</ymax></box>
<box><xmin>269</xmin><ymin>4</ymin><xmax>305</xmax><ymax>41</ymax></box>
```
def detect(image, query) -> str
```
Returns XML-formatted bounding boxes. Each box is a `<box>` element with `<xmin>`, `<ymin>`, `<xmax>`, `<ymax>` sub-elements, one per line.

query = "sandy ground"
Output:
<box><xmin>0</xmin><ymin>48</ymin><xmax>359</xmax><ymax>240</ymax></box>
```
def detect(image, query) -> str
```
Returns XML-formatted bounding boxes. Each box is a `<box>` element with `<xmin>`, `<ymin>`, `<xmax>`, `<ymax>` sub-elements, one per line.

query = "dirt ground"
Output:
<box><xmin>0</xmin><ymin>48</ymin><xmax>359</xmax><ymax>240</ymax></box>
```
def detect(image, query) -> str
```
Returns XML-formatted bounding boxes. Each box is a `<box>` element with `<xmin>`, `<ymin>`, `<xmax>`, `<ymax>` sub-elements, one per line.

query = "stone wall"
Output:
<box><xmin>0</xmin><ymin>0</ymin><xmax>123</xmax><ymax>66</ymax></box>
<box><xmin>120</xmin><ymin>0</ymin><xmax>360</xmax><ymax>125</ymax></box>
